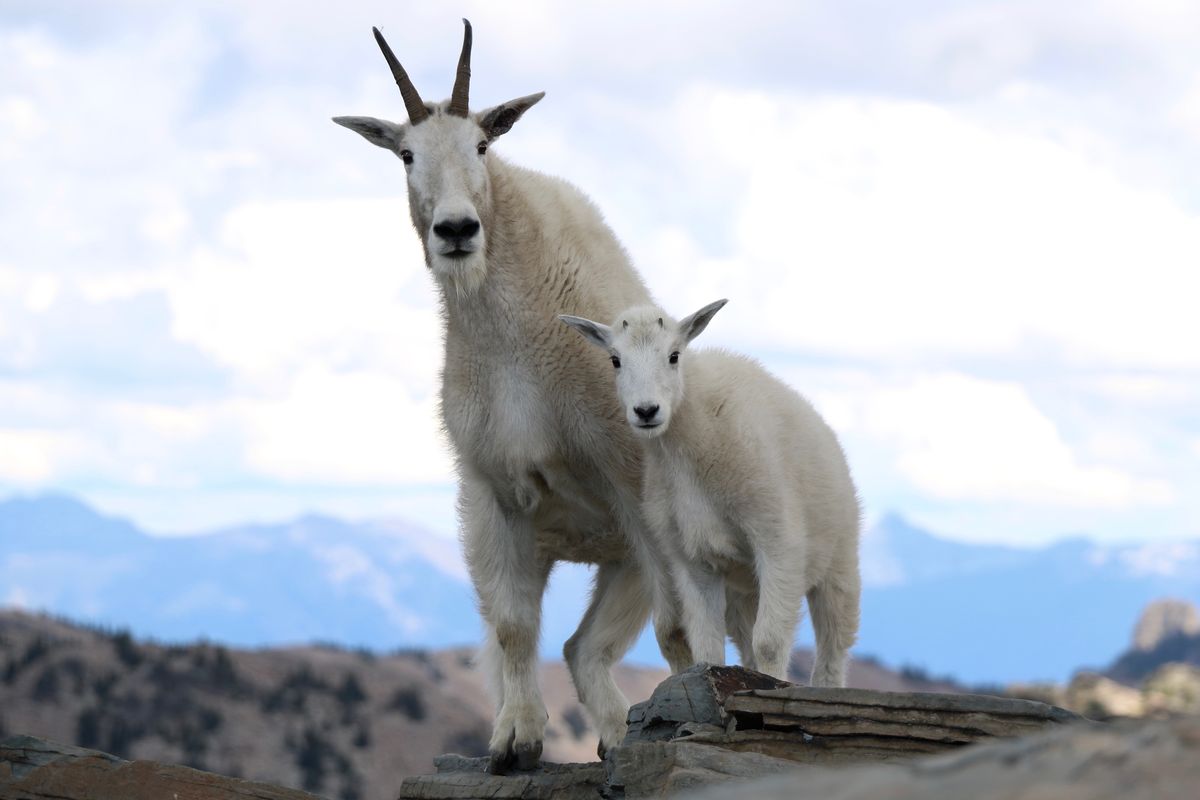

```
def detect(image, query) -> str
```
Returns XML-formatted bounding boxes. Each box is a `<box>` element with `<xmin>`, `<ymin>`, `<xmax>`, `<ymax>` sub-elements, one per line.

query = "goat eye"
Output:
<box><xmin>669</xmin><ymin>352</ymin><xmax>680</xmax><ymax>365</ymax></box>
<box><xmin>399</xmin><ymin>149</ymin><xmax>413</xmax><ymax>165</ymax></box>
<box><xmin>610</xmin><ymin>356</ymin><xmax>621</xmax><ymax>369</ymax></box>
<box><xmin>477</xmin><ymin>141</ymin><xmax>488</xmax><ymax>155</ymax></box>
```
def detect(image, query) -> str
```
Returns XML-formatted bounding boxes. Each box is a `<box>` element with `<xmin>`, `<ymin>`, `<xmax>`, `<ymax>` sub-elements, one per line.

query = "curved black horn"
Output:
<box><xmin>373</xmin><ymin>26</ymin><xmax>429</xmax><ymax>124</ymax></box>
<box><xmin>447</xmin><ymin>18</ymin><xmax>473</xmax><ymax>117</ymax></box>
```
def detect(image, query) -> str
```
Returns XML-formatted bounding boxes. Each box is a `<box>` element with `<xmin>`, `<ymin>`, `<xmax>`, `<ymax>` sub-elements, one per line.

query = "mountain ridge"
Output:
<box><xmin>4</xmin><ymin>492</ymin><xmax>1199</xmax><ymax>683</ymax></box>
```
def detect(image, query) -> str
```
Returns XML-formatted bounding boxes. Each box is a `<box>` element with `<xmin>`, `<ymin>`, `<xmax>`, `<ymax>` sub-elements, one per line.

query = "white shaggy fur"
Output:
<box><xmin>560</xmin><ymin>301</ymin><xmax>862</xmax><ymax>684</ymax></box>
<box><xmin>334</xmin><ymin>25</ymin><xmax>687</xmax><ymax>772</ymax></box>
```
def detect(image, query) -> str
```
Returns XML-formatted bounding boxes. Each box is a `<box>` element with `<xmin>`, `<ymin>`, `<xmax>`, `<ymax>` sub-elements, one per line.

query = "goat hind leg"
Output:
<box><xmin>808</xmin><ymin>549</ymin><xmax>861</xmax><ymax>687</ymax></box>
<box><xmin>751</xmin><ymin>543</ymin><xmax>806</xmax><ymax>680</ymax></box>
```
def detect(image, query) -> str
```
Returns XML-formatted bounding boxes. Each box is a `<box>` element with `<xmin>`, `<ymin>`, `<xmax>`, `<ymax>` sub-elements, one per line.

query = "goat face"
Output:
<box><xmin>400</xmin><ymin>110</ymin><xmax>492</xmax><ymax>287</ymax></box>
<box><xmin>607</xmin><ymin>309</ymin><xmax>686</xmax><ymax>438</ymax></box>
<box><xmin>334</xmin><ymin>21</ymin><xmax>542</xmax><ymax>292</ymax></box>
<box><xmin>559</xmin><ymin>301</ymin><xmax>728</xmax><ymax>440</ymax></box>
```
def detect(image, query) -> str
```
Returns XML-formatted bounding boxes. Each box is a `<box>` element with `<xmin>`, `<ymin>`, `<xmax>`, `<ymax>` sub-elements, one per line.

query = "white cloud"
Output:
<box><xmin>3</xmin><ymin>2</ymin><xmax>1199</xmax><ymax>545</ymax></box>
<box><xmin>1118</xmin><ymin>541</ymin><xmax>1200</xmax><ymax>578</ymax></box>
<box><xmin>831</xmin><ymin>372</ymin><xmax>1174</xmax><ymax>509</ymax></box>
<box><xmin>169</xmin><ymin>196</ymin><xmax>439</xmax><ymax>380</ymax></box>
<box><xmin>23</xmin><ymin>275</ymin><xmax>59</xmax><ymax>312</ymax></box>
<box><xmin>0</xmin><ymin>428</ymin><xmax>80</xmax><ymax>484</ymax></box>
<box><xmin>236</xmin><ymin>366</ymin><xmax>453</xmax><ymax>485</ymax></box>
<box><xmin>635</xmin><ymin>88</ymin><xmax>1200</xmax><ymax>371</ymax></box>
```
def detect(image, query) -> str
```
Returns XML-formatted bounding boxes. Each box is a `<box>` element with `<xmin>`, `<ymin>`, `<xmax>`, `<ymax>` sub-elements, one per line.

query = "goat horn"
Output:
<box><xmin>447</xmin><ymin>18</ymin><xmax>473</xmax><ymax>117</ymax></box>
<box><xmin>373</xmin><ymin>26</ymin><xmax>429</xmax><ymax>124</ymax></box>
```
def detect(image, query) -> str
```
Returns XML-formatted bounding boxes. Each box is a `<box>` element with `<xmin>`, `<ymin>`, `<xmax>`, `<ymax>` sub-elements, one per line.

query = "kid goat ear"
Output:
<box><xmin>679</xmin><ymin>298</ymin><xmax>729</xmax><ymax>343</ymax></box>
<box><xmin>558</xmin><ymin>314</ymin><xmax>614</xmax><ymax>349</ymax></box>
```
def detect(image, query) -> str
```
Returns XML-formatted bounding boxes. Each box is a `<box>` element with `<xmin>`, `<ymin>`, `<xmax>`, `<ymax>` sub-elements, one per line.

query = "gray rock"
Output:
<box><xmin>1131</xmin><ymin>598</ymin><xmax>1200</xmax><ymax>652</ymax></box>
<box><xmin>623</xmin><ymin>663</ymin><xmax>790</xmax><ymax>744</ymax></box>
<box><xmin>679</xmin><ymin>715</ymin><xmax>1200</xmax><ymax>800</ymax></box>
<box><xmin>725</xmin><ymin>685</ymin><xmax>1081</xmax><ymax>744</ymax></box>
<box><xmin>399</xmin><ymin>666</ymin><xmax>1084</xmax><ymax>799</ymax></box>
<box><xmin>606</xmin><ymin>740</ymin><xmax>798</xmax><ymax>799</ymax></box>
<box><xmin>397</xmin><ymin>755</ymin><xmax>605</xmax><ymax>799</ymax></box>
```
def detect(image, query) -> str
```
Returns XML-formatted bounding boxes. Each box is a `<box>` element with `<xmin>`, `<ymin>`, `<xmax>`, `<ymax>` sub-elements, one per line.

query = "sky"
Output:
<box><xmin>1</xmin><ymin>0</ymin><xmax>1198</xmax><ymax>547</ymax></box>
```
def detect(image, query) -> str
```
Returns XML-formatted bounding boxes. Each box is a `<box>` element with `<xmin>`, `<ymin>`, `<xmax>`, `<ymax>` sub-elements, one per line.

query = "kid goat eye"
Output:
<box><xmin>400</xmin><ymin>149</ymin><xmax>413</xmax><ymax>165</ymax></box>
<box><xmin>477</xmin><ymin>141</ymin><xmax>488</xmax><ymax>155</ymax></box>
<box><xmin>669</xmin><ymin>352</ymin><xmax>679</xmax><ymax>364</ymax></box>
<box><xmin>610</xmin><ymin>356</ymin><xmax>621</xmax><ymax>368</ymax></box>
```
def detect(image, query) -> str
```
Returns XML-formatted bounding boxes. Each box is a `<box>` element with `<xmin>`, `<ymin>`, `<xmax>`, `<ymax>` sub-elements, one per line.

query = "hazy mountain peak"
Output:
<box><xmin>0</xmin><ymin>492</ymin><xmax>142</xmax><ymax>548</ymax></box>
<box><xmin>1132</xmin><ymin>599</ymin><xmax>1200</xmax><ymax>652</ymax></box>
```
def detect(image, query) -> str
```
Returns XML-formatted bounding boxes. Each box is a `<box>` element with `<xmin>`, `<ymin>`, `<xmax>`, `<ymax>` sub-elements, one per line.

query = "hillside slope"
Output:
<box><xmin>0</xmin><ymin>611</ymin><xmax>970</xmax><ymax>800</ymax></box>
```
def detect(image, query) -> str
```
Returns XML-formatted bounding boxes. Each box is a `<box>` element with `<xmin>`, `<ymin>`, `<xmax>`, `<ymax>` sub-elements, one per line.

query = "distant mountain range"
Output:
<box><xmin>3</xmin><ymin>493</ymin><xmax>1198</xmax><ymax>684</ymax></box>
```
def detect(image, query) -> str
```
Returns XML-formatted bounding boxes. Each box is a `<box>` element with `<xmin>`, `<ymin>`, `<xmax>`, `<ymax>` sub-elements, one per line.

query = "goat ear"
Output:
<box><xmin>558</xmin><ymin>314</ymin><xmax>613</xmax><ymax>349</ymax></box>
<box><xmin>333</xmin><ymin>116</ymin><xmax>404</xmax><ymax>150</ymax></box>
<box><xmin>678</xmin><ymin>299</ymin><xmax>728</xmax><ymax>343</ymax></box>
<box><xmin>478</xmin><ymin>92</ymin><xmax>545</xmax><ymax>140</ymax></box>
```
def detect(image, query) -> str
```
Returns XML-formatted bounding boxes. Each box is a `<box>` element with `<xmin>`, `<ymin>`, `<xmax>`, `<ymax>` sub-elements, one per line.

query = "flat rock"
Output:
<box><xmin>726</xmin><ymin>685</ymin><xmax>1081</xmax><ymax>744</ymax></box>
<box><xmin>0</xmin><ymin>734</ymin><xmax>323</xmax><ymax>800</ymax></box>
<box><xmin>680</xmin><ymin>714</ymin><xmax>1200</xmax><ymax>800</ymax></box>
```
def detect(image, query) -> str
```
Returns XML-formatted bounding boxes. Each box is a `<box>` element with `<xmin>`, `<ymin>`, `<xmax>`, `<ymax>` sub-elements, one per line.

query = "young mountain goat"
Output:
<box><xmin>560</xmin><ymin>301</ymin><xmax>862</xmax><ymax>684</ymax></box>
<box><xmin>333</xmin><ymin>21</ymin><xmax>688</xmax><ymax>771</ymax></box>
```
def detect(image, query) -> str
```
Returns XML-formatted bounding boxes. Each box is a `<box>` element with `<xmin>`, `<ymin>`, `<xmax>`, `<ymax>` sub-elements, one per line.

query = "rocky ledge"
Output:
<box><xmin>8</xmin><ymin>665</ymin><xmax>1200</xmax><ymax>800</ymax></box>
<box><xmin>398</xmin><ymin>664</ymin><xmax>1084</xmax><ymax>798</ymax></box>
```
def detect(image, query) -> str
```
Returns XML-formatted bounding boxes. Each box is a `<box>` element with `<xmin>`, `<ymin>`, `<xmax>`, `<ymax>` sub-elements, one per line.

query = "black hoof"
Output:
<box><xmin>515</xmin><ymin>740</ymin><xmax>542</xmax><ymax>771</ymax></box>
<box><xmin>487</xmin><ymin>747</ymin><xmax>515</xmax><ymax>775</ymax></box>
<box><xmin>597</xmin><ymin>741</ymin><xmax>608</xmax><ymax>761</ymax></box>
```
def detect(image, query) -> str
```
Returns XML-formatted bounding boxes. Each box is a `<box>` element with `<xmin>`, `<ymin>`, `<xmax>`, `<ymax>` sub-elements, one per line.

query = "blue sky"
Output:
<box><xmin>1</xmin><ymin>1</ymin><xmax>1198</xmax><ymax>547</ymax></box>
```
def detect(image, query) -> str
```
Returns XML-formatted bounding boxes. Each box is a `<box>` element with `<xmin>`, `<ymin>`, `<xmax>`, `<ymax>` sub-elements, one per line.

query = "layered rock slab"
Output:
<box><xmin>401</xmin><ymin>664</ymin><xmax>1082</xmax><ymax>799</ymax></box>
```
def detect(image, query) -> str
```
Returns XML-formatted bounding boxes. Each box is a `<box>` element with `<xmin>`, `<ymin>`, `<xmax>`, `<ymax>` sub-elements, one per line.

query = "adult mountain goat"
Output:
<box><xmin>333</xmin><ymin>21</ymin><xmax>687</xmax><ymax>771</ymax></box>
<box><xmin>561</xmin><ymin>301</ymin><xmax>862</xmax><ymax>685</ymax></box>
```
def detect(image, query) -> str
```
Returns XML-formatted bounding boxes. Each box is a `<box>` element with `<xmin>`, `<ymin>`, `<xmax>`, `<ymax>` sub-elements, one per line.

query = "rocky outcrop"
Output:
<box><xmin>1142</xmin><ymin>663</ymin><xmax>1200</xmax><ymax>714</ymax></box>
<box><xmin>0</xmin><ymin>735</ymin><xmax>323</xmax><ymax>799</ymax></box>
<box><xmin>681</xmin><ymin>714</ymin><xmax>1200</xmax><ymax>799</ymax></box>
<box><xmin>9</xmin><ymin>703</ymin><xmax>1196</xmax><ymax>800</ymax></box>
<box><xmin>1131</xmin><ymin>598</ymin><xmax>1200</xmax><ymax>652</ymax></box>
<box><xmin>1107</xmin><ymin>599</ymin><xmax>1200</xmax><ymax>685</ymax></box>
<box><xmin>399</xmin><ymin>664</ymin><xmax>1081</xmax><ymax>799</ymax></box>
<box><xmin>1018</xmin><ymin>658</ymin><xmax>1200</xmax><ymax>720</ymax></box>
<box><xmin>1063</xmin><ymin>672</ymin><xmax>1146</xmax><ymax>718</ymax></box>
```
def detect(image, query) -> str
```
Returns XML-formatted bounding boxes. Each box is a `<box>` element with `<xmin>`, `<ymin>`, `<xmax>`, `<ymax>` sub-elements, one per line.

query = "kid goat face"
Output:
<box><xmin>559</xmin><ymin>299</ymin><xmax>727</xmax><ymax>438</ymax></box>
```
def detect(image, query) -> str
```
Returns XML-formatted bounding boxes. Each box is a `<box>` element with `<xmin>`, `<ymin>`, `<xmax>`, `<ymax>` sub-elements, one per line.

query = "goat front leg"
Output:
<box><xmin>639</xmin><ymin>490</ymin><xmax>694</xmax><ymax>673</ymax></box>
<box><xmin>671</xmin><ymin>558</ymin><xmax>727</xmax><ymax>667</ymax></box>
<box><xmin>461</xmin><ymin>477</ymin><xmax>551</xmax><ymax>774</ymax></box>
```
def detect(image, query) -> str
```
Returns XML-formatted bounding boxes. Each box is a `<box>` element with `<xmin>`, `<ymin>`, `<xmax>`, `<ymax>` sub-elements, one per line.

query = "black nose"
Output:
<box><xmin>433</xmin><ymin>217</ymin><xmax>481</xmax><ymax>241</ymax></box>
<box><xmin>634</xmin><ymin>404</ymin><xmax>659</xmax><ymax>422</ymax></box>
